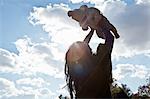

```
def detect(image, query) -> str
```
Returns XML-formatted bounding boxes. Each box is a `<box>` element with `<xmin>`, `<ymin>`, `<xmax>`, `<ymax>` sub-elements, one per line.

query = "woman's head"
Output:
<box><xmin>66</xmin><ymin>41</ymin><xmax>92</xmax><ymax>64</ymax></box>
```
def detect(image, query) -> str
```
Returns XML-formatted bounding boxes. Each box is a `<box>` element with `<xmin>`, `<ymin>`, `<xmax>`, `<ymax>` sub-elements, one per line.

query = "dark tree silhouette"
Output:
<box><xmin>111</xmin><ymin>78</ymin><xmax>150</xmax><ymax>98</ymax></box>
<box><xmin>121</xmin><ymin>84</ymin><xmax>132</xmax><ymax>96</ymax></box>
<box><xmin>137</xmin><ymin>84</ymin><xmax>150</xmax><ymax>97</ymax></box>
<box><xmin>111</xmin><ymin>79</ymin><xmax>130</xmax><ymax>98</ymax></box>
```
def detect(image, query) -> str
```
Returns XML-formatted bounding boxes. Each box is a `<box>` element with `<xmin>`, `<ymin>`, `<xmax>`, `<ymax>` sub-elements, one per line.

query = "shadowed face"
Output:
<box><xmin>66</xmin><ymin>41</ymin><xmax>92</xmax><ymax>64</ymax></box>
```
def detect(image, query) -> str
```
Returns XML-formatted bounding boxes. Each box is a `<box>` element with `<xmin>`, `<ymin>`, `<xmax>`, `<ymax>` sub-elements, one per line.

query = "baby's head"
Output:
<box><xmin>68</xmin><ymin>5</ymin><xmax>89</xmax><ymax>30</ymax></box>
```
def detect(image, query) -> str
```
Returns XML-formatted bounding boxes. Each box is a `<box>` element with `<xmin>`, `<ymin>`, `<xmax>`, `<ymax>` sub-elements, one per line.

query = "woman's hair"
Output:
<box><xmin>64</xmin><ymin>41</ymin><xmax>92</xmax><ymax>98</ymax></box>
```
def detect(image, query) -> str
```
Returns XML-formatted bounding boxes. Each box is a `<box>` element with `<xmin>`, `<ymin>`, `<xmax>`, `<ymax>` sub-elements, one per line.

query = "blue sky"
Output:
<box><xmin>0</xmin><ymin>0</ymin><xmax>150</xmax><ymax>98</ymax></box>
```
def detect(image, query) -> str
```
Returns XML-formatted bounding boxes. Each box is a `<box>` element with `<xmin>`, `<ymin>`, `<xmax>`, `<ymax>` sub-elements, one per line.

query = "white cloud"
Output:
<box><xmin>0</xmin><ymin>78</ymin><xmax>20</xmax><ymax>98</ymax></box>
<box><xmin>69</xmin><ymin>0</ymin><xmax>105</xmax><ymax>4</ymax></box>
<box><xmin>69</xmin><ymin>0</ymin><xmax>91</xmax><ymax>3</ymax></box>
<box><xmin>0</xmin><ymin>77</ymin><xmax>56</xmax><ymax>99</ymax></box>
<box><xmin>113</xmin><ymin>64</ymin><xmax>150</xmax><ymax>80</ymax></box>
<box><xmin>135</xmin><ymin>0</ymin><xmax>150</xmax><ymax>4</ymax></box>
<box><xmin>28</xmin><ymin>3</ymin><xmax>96</xmax><ymax>50</ymax></box>
<box><xmin>16</xmin><ymin>78</ymin><xmax>50</xmax><ymax>88</ymax></box>
<box><xmin>56</xmin><ymin>83</ymin><xmax>69</xmax><ymax>97</ymax></box>
<box><xmin>0</xmin><ymin>36</ymin><xmax>64</xmax><ymax>78</ymax></box>
<box><xmin>18</xmin><ymin>87</ymin><xmax>56</xmax><ymax>99</ymax></box>
<box><xmin>145</xmin><ymin>51</ymin><xmax>150</xmax><ymax>57</ymax></box>
<box><xmin>0</xmin><ymin>36</ymin><xmax>67</xmax><ymax>98</ymax></box>
<box><xmin>0</xmin><ymin>48</ymin><xmax>16</xmax><ymax>67</ymax></box>
<box><xmin>35</xmin><ymin>88</ymin><xmax>56</xmax><ymax>99</ymax></box>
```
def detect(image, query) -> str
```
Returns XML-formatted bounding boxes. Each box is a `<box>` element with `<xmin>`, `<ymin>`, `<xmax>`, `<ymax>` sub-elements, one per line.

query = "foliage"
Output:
<box><xmin>132</xmin><ymin>84</ymin><xmax>150</xmax><ymax>98</ymax></box>
<box><xmin>111</xmin><ymin>78</ymin><xmax>150</xmax><ymax>98</ymax></box>
<box><xmin>111</xmin><ymin>78</ymin><xmax>130</xmax><ymax>98</ymax></box>
<box><xmin>59</xmin><ymin>78</ymin><xmax>150</xmax><ymax>98</ymax></box>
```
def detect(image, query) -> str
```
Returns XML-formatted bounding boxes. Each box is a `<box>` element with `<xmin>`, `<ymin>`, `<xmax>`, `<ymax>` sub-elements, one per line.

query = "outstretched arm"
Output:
<box><xmin>104</xmin><ymin>30</ymin><xmax>114</xmax><ymax>53</ymax></box>
<box><xmin>84</xmin><ymin>28</ymin><xmax>94</xmax><ymax>44</ymax></box>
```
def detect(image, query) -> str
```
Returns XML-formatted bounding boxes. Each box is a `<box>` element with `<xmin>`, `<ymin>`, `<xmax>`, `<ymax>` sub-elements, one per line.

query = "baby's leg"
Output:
<box><xmin>109</xmin><ymin>24</ymin><xmax>120</xmax><ymax>39</ymax></box>
<box><xmin>113</xmin><ymin>32</ymin><xmax>120</xmax><ymax>39</ymax></box>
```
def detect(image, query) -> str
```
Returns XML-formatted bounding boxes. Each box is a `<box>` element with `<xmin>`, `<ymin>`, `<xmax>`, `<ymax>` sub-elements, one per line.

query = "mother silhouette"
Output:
<box><xmin>65</xmin><ymin>5</ymin><xmax>118</xmax><ymax>99</ymax></box>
